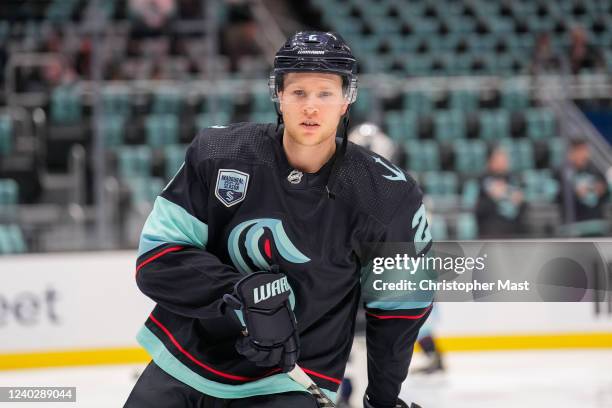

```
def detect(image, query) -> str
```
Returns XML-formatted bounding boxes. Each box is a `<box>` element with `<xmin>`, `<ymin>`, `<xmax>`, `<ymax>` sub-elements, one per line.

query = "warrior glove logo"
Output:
<box><xmin>215</xmin><ymin>169</ymin><xmax>250</xmax><ymax>207</ymax></box>
<box><xmin>253</xmin><ymin>276</ymin><xmax>291</xmax><ymax>304</ymax></box>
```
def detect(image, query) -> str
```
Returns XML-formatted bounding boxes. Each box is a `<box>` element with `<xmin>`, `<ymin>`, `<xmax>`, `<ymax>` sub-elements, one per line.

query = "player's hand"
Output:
<box><xmin>223</xmin><ymin>268</ymin><xmax>299</xmax><ymax>373</ymax></box>
<box><xmin>363</xmin><ymin>393</ymin><xmax>421</xmax><ymax>408</ymax></box>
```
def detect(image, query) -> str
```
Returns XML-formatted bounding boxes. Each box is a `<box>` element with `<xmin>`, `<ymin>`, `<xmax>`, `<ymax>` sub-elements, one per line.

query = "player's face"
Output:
<box><xmin>279</xmin><ymin>72</ymin><xmax>349</xmax><ymax>148</ymax></box>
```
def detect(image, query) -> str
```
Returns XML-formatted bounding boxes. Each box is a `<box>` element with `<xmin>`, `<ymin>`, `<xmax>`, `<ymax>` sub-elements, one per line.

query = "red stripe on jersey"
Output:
<box><xmin>136</xmin><ymin>246</ymin><xmax>184</xmax><ymax>274</ymax></box>
<box><xmin>264</xmin><ymin>239</ymin><xmax>272</xmax><ymax>259</ymax></box>
<box><xmin>149</xmin><ymin>313</ymin><xmax>282</xmax><ymax>381</ymax></box>
<box><xmin>301</xmin><ymin>367</ymin><xmax>342</xmax><ymax>385</ymax></box>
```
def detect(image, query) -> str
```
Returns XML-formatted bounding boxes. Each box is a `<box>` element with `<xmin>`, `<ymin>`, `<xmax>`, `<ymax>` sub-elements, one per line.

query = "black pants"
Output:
<box><xmin>124</xmin><ymin>361</ymin><xmax>319</xmax><ymax>408</ymax></box>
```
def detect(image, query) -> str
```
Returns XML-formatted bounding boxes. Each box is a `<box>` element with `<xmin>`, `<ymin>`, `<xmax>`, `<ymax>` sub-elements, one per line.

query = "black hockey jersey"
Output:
<box><xmin>135</xmin><ymin>122</ymin><xmax>432</xmax><ymax>403</ymax></box>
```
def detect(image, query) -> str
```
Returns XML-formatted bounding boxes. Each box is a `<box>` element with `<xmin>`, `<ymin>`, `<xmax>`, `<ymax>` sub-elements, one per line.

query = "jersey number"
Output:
<box><xmin>412</xmin><ymin>203</ymin><xmax>432</xmax><ymax>254</ymax></box>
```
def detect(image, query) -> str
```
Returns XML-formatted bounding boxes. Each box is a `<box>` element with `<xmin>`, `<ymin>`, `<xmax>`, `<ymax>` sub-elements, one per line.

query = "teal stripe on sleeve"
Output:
<box><xmin>137</xmin><ymin>325</ymin><xmax>337</xmax><ymax>401</ymax></box>
<box><xmin>138</xmin><ymin>196</ymin><xmax>209</xmax><ymax>257</ymax></box>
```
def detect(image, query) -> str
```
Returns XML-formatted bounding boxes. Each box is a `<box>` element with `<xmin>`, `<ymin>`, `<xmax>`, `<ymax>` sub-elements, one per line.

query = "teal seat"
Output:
<box><xmin>0</xmin><ymin>115</ymin><xmax>12</xmax><ymax>155</ymax></box>
<box><xmin>435</xmin><ymin>110</ymin><xmax>465</xmax><ymax>141</ymax></box>
<box><xmin>196</xmin><ymin>112</ymin><xmax>231</xmax><ymax>130</ymax></box>
<box><xmin>384</xmin><ymin>110</ymin><xmax>418</xmax><ymax>142</ymax></box>
<box><xmin>479</xmin><ymin>110</ymin><xmax>510</xmax><ymax>141</ymax></box>
<box><xmin>461</xmin><ymin>178</ymin><xmax>480</xmax><ymax>209</ymax></box>
<box><xmin>548</xmin><ymin>138</ymin><xmax>566</xmax><ymax>168</ymax></box>
<box><xmin>50</xmin><ymin>85</ymin><xmax>82</xmax><ymax>124</ymax></box>
<box><xmin>98</xmin><ymin>114</ymin><xmax>125</xmax><ymax>148</ymax></box>
<box><xmin>422</xmin><ymin>171</ymin><xmax>458</xmax><ymax>197</ymax></box>
<box><xmin>202</xmin><ymin>94</ymin><xmax>235</xmax><ymax>118</ymax></box>
<box><xmin>429</xmin><ymin>215</ymin><xmax>449</xmax><ymax>240</ymax></box>
<box><xmin>405</xmin><ymin>141</ymin><xmax>440</xmax><ymax>172</ymax></box>
<box><xmin>164</xmin><ymin>144</ymin><xmax>188</xmax><ymax>181</ymax></box>
<box><xmin>251</xmin><ymin>91</ymin><xmax>273</xmax><ymax>114</ymax></box>
<box><xmin>449</xmin><ymin>89</ymin><xmax>479</xmax><ymax>112</ymax></box>
<box><xmin>126</xmin><ymin>177</ymin><xmax>165</xmax><ymax>204</ymax></box>
<box><xmin>526</xmin><ymin>108</ymin><xmax>556</xmax><ymax>140</ymax></box>
<box><xmin>353</xmin><ymin>87</ymin><xmax>374</xmax><ymax>118</ymax></box>
<box><xmin>501</xmin><ymin>82</ymin><xmax>529</xmax><ymax>111</ymax></box>
<box><xmin>403</xmin><ymin>90</ymin><xmax>433</xmax><ymax>113</ymax></box>
<box><xmin>456</xmin><ymin>213</ymin><xmax>478</xmax><ymax>240</ymax></box>
<box><xmin>102</xmin><ymin>86</ymin><xmax>131</xmax><ymax>116</ymax></box>
<box><xmin>0</xmin><ymin>224</ymin><xmax>26</xmax><ymax>254</ymax></box>
<box><xmin>0</xmin><ymin>179</ymin><xmax>18</xmax><ymax>205</ymax></box>
<box><xmin>522</xmin><ymin>169</ymin><xmax>559</xmax><ymax>203</ymax></box>
<box><xmin>152</xmin><ymin>88</ymin><xmax>183</xmax><ymax>114</ymax></box>
<box><xmin>454</xmin><ymin>139</ymin><xmax>486</xmax><ymax>175</ymax></box>
<box><xmin>499</xmin><ymin>139</ymin><xmax>534</xmax><ymax>171</ymax></box>
<box><xmin>117</xmin><ymin>146</ymin><xmax>152</xmax><ymax>179</ymax></box>
<box><xmin>249</xmin><ymin>111</ymin><xmax>277</xmax><ymax>124</ymax></box>
<box><xmin>145</xmin><ymin>114</ymin><xmax>179</xmax><ymax>147</ymax></box>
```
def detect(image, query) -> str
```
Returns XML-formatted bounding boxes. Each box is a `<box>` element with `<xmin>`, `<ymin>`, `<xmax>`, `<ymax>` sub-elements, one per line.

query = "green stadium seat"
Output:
<box><xmin>152</xmin><ymin>88</ymin><xmax>183</xmax><ymax>114</ymax></box>
<box><xmin>384</xmin><ymin>111</ymin><xmax>418</xmax><ymax>142</ymax></box>
<box><xmin>353</xmin><ymin>87</ymin><xmax>374</xmax><ymax>118</ymax></box>
<box><xmin>98</xmin><ymin>114</ymin><xmax>125</xmax><ymax>148</ymax></box>
<box><xmin>548</xmin><ymin>138</ymin><xmax>566</xmax><ymax>168</ymax></box>
<box><xmin>0</xmin><ymin>179</ymin><xmax>18</xmax><ymax>206</ymax></box>
<box><xmin>429</xmin><ymin>215</ymin><xmax>449</xmax><ymax>240</ymax></box>
<box><xmin>461</xmin><ymin>178</ymin><xmax>480</xmax><ymax>208</ymax></box>
<box><xmin>449</xmin><ymin>89</ymin><xmax>479</xmax><ymax>111</ymax></box>
<box><xmin>456</xmin><ymin>213</ymin><xmax>478</xmax><ymax>240</ymax></box>
<box><xmin>422</xmin><ymin>171</ymin><xmax>458</xmax><ymax>196</ymax></box>
<box><xmin>526</xmin><ymin>108</ymin><xmax>556</xmax><ymax>140</ymax></box>
<box><xmin>403</xmin><ymin>90</ymin><xmax>433</xmax><ymax>113</ymax></box>
<box><xmin>435</xmin><ymin>110</ymin><xmax>466</xmax><ymax>141</ymax></box>
<box><xmin>501</xmin><ymin>82</ymin><xmax>530</xmax><ymax>111</ymax></box>
<box><xmin>0</xmin><ymin>116</ymin><xmax>12</xmax><ymax>155</ymax></box>
<box><xmin>522</xmin><ymin>169</ymin><xmax>559</xmax><ymax>203</ymax></box>
<box><xmin>145</xmin><ymin>114</ymin><xmax>179</xmax><ymax>147</ymax></box>
<box><xmin>479</xmin><ymin>110</ymin><xmax>510</xmax><ymax>141</ymax></box>
<box><xmin>50</xmin><ymin>85</ymin><xmax>82</xmax><ymax>124</ymax></box>
<box><xmin>453</xmin><ymin>139</ymin><xmax>486</xmax><ymax>174</ymax></box>
<box><xmin>102</xmin><ymin>86</ymin><xmax>131</xmax><ymax>116</ymax></box>
<box><xmin>249</xmin><ymin>111</ymin><xmax>277</xmax><ymax>124</ymax></box>
<box><xmin>196</xmin><ymin>112</ymin><xmax>231</xmax><ymax>130</ymax></box>
<box><xmin>0</xmin><ymin>224</ymin><xmax>26</xmax><ymax>254</ymax></box>
<box><xmin>499</xmin><ymin>139</ymin><xmax>534</xmax><ymax>171</ymax></box>
<box><xmin>117</xmin><ymin>146</ymin><xmax>152</xmax><ymax>179</ymax></box>
<box><xmin>251</xmin><ymin>90</ymin><xmax>273</xmax><ymax>113</ymax></box>
<box><xmin>405</xmin><ymin>141</ymin><xmax>440</xmax><ymax>172</ymax></box>
<box><xmin>164</xmin><ymin>145</ymin><xmax>188</xmax><ymax>181</ymax></box>
<box><xmin>201</xmin><ymin>94</ymin><xmax>235</xmax><ymax>118</ymax></box>
<box><xmin>126</xmin><ymin>177</ymin><xmax>165</xmax><ymax>205</ymax></box>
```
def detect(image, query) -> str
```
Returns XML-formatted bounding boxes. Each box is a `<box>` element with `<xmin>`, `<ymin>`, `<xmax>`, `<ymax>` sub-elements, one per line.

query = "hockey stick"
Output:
<box><xmin>288</xmin><ymin>365</ymin><xmax>336</xmax><ymax>408</ymax></box>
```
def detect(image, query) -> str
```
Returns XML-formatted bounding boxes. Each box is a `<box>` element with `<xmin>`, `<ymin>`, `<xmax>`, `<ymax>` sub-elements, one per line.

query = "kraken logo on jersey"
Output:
<box><xmin>372</xmin><ymin>156</ymin><xmax>407</xmax><ymax>182</ymax></box>
<box><xmin>215</xmin><ymin>169</ymin><xmax>250</xmax><ymax>207</ymax></box>
<box><xmin>228</xmin><ymin>218</ymin><xmax>310</xmax><ymax>275</ymax></box>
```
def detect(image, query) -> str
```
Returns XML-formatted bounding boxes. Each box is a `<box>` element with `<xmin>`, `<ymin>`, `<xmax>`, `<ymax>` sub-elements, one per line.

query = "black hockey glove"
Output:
<box><xmin>223</xmin><ymin>270</ymin><xmax>299</xmax><ymax>373</ymax></box>
<box><xmin>363</xmin><ymin>394</ymin><xmax>421</xmax><ymax>408</ymax></box>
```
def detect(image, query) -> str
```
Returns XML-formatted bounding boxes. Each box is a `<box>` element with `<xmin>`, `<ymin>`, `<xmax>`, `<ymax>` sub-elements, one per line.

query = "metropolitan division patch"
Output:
<box><xmin>215</xmin><ymin>169</ymin><xmax>250</xmax><ymax>207</ymax></box>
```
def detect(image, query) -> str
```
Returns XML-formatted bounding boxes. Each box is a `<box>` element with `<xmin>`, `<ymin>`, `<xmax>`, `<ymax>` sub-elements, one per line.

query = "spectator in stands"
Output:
<box><xmin>476</xmin><ymin>146</ymin><xmax>527</xmax><ymax>238</ymax></box>
<box><xmin>567</xmin><ymin>25</ymin><xmax>605</xmax><ymax>74</ymax></box>
<box><xmin>220</xmin><ymin>0</ymin><xmax>262</xmax><ymax>73</ymax></box>
<box><xmin>129</xmin><ymin>0</ymin><xmax>176</xmax><ymax>38</ymax></box>
<box><xmin>530</xmin><ymin>33</ymin><xmax>561</xmax><ymax>75</ymax></box>
<box><xmin>558</xmin><ymin>139</ymin><xmax>609</xmax><ymax>224</ymax></box>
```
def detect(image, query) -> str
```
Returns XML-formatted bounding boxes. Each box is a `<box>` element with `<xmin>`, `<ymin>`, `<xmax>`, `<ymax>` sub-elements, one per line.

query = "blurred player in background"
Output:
<box><xmin>125</xmin><ymin>31</ymin><xmax>431</xmax><ymax>408</ymax></box>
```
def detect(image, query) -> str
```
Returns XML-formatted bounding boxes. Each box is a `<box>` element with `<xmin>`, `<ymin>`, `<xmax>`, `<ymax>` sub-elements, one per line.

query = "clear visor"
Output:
<box><xmin>269</xmin><ymin>74</ymin><xmax>358</xmax><ymax>105</ymax></box>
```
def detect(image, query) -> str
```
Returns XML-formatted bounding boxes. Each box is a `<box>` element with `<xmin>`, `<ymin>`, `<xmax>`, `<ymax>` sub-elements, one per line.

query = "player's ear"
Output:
<box><xmin>340</xmin><ymin>102</ymin><xmax>348</xmax><ymax>116</ymax></box>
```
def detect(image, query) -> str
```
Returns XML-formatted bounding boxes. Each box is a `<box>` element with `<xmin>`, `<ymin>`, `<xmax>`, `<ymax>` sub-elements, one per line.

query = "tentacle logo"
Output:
<box><xmin>228</xmin><ymin>218</ymin><xmax>310</xmax><ymax>275</ymax></box>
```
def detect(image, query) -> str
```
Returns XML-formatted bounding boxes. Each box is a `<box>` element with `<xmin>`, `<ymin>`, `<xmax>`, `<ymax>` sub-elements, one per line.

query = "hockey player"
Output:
<box><xmin>125</xmin><ymin>31</ymin><xmax>432</xmax><ymax>408</ymax></box>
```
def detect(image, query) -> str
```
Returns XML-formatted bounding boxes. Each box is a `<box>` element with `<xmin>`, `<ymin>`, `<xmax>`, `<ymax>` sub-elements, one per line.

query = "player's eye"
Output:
<box><xmin>292</xmin><ymin>90</ymin><xmax>305</xmax><ymax>97</ymax></box>
<box><xmin>319</xmin><ymin>91</ymin><xmax>332</xmax><ymax>98</ymax></box>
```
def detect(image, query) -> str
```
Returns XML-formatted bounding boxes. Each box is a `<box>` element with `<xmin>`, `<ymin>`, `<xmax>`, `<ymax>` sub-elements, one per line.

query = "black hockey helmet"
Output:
<box><xmin>269</xmin><ymin>31</ymin><xmax>358</xmax><ymax>104</ymax></box>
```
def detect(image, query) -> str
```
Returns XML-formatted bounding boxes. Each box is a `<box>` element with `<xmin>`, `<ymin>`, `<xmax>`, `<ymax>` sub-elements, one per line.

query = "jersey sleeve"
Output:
<box><xmin>135</xmin><ymin>134</ymin><xmax>242</xmax><ymax>328</ymax></box>
<box><xmin>361</xmin><ymin>183</ymin><xmax>433</xmax><ymax>407</ymax></box>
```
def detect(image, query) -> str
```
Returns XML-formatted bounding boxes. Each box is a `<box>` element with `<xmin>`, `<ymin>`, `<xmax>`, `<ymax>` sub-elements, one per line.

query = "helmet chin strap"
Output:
<box><xmin>325</xmin><ymin>106</ymin><xmax>351</xmax><ymax>200</ymax></box>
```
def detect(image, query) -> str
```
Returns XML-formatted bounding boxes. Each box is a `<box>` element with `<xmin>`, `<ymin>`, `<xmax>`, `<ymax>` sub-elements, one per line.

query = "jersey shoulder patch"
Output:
<box><xmin>193</xmin><ymin>122</ymin><xmax>277</xmax><ymax>165</ymax></box>
<box><xmin>336</xmin><ymin>142</ymin><xmax>421</xmax><ymax>225</ymax></box>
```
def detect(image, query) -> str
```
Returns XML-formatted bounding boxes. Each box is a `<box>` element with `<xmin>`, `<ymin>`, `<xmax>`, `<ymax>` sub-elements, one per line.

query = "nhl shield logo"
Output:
<box><xmin>215</xmin><ymin>169</ymin><xmax>250</xmax><ymax>207</ymax></box>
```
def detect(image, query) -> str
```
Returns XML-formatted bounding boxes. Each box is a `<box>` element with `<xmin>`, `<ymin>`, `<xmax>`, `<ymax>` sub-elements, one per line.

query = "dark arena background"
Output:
<box><xmin>0</xmin><ymin>1</ymin><xmax>611</xmax><ymax>407</ymax></box>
